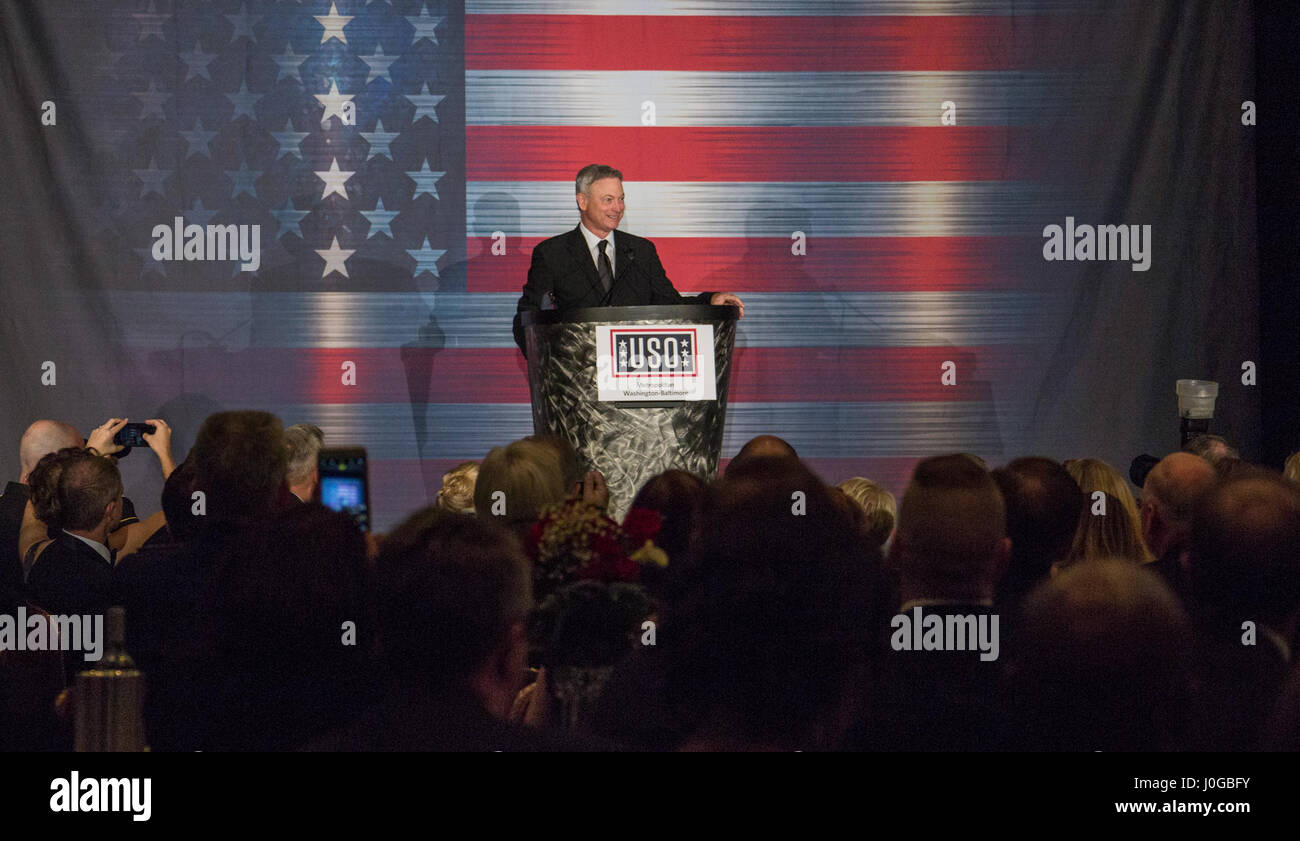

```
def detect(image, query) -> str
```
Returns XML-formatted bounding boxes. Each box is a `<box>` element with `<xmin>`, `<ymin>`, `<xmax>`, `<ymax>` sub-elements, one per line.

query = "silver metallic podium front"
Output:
<box><xmin>519</xmin><ymin>305</ymin><xmax>739</xmax><ymax>520</ymax></box>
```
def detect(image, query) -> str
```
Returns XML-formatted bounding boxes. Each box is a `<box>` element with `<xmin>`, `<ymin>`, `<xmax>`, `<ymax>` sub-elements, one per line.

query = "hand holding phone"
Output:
<box><xmin>114</xmin><ymin>422</ymin><xmax>157</xmax><ymax>449</ymax></box>
<box><xmin>103</xmin><ymin>422</ymin><xmax>158</xmax><ymax>459</ymax></box>
<box><xmin>87</xmin><ymin>418</ymin><xmax>129</xmax><ymax>455</ymax></box>
<box><xmin>317</xmin><ymin>447</ymin><xmax>371</xmax><ymax>533</ymax></box>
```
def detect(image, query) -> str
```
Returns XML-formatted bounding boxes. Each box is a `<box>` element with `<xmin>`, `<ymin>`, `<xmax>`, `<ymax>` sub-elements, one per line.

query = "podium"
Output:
<box><xmin>519</xmin><ymin>304</ymin><xmax>739</xmax><ymax>520</ymax></box>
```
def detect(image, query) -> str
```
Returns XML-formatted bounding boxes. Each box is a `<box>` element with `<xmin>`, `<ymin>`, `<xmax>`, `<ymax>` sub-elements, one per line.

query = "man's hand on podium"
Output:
<box><xmin>710</xmin><ymin>292</ymin><xmax>744</xmax><ymax>317</ymax></box>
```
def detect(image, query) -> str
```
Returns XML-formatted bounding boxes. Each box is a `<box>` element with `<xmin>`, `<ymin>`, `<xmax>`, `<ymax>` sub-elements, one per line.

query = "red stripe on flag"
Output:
<box><xmin>122</xmin><ymin>348</ymin><xmax>530</xmax><ymax>404</ymax></box>
<box><xmin>466</xmin><ymin>15</ymin><xmax>1046</xmax><ymax>71</ymax></box>
<box><xmin>467</xmin><ymin>236</ymin><xmax>1036</xmax><ymax>293</ymax></box>
<box><xmin>120</xmin><ymin>347</ymin><xmax>1013</xmax><ymax>404</ymax></box>
<box><xmin>467</xmin><ymin>126</ymin><xmax>1032</xmax><ymax>182</ymax></box>
<box><xmin>729</xmin><ymin>347</ymin><xmax>1010</xmax><ymax>402</ymax></box>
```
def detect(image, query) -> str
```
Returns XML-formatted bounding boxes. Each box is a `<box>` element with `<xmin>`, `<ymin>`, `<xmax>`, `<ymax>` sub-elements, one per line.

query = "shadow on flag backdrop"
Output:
<box><xmin>0</xmin><ymin>0</ymin><xmax>1257</xmax><ymax>531</ymax></box>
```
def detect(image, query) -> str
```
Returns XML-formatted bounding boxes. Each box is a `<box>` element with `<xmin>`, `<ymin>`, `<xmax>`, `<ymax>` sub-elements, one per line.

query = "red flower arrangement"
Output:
<box><xmin>621</xmin><ymin>507</ymin><xmax>663</xmax><ymax>547</ymax></box>
<box><xmin>525</xmin><ymin>500</ymin><xmax>666</xmax><ymax>596</ymax></box>
<box><xmin>525</xmin><ymin>503</ymin><xmax>667</xmax><ymax>694</ymax></box>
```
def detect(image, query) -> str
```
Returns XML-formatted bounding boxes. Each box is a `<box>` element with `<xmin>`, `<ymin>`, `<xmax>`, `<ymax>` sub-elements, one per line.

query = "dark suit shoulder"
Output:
<box><xmin>613</xmin><ymin>229</ymin><xmax>652</xmax><ymax>248</ymax></box>
<box><xmin>0</xmin><ymin>483</ymin><xmax>30</xmax><ymax>547</ymax></box>
<box><xmin>0</xmin><ymin>481</ymin><xmax>30</xmax><ymax>510</ymax></box>
<box><xmin>30</xmin><ymin>532</ymin><xmax>110</xmax><ymax>570</ymax></box>
<box><xmin>0</xmin><ymin>483</ymin><xmax>30</xmax><ymax>603</ymax></box>
<box><xmin>26</xmin><ymin>534</ymin><xmax>114</xmax><ymax>616</ymax></box>
<box><xmin>534</xmin><ymin>226</ymin><xmax>585</xmax><ymax>254</ymax></box>
<box><xmin>114</xmin><ymin>539</ymin><xmax>185</xmax><ymax>587</ymax></box>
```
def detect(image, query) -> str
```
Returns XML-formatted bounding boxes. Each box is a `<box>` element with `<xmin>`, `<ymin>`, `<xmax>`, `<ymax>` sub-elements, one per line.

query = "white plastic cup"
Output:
<box><xmin>1175</xmin><ymin>379</ymin><xmax>1219</xmax><ymax>420</ymax></box>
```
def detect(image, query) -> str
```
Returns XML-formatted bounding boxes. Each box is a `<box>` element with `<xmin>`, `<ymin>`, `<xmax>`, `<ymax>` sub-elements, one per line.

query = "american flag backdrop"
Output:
<box><xmin>1</xmin><ymin>1</ymin><xmax>1261</xmax><ymax>530</ymax></box>
<box><xmin>461</xmin><ymin>0</ymin><xmax>1079</xmax><ymax>501</ymax></box>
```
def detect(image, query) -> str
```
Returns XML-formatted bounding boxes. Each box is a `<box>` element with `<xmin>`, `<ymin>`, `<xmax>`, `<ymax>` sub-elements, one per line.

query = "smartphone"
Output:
<box><xmin>113</xmin><ymin>422</ymin><xmax>156</xmax><ymax>449</ymax></box>
<box><xmin>317</xmin><ymin>447</ymin><xmax>371</xmax><ymax>533</ymax></box>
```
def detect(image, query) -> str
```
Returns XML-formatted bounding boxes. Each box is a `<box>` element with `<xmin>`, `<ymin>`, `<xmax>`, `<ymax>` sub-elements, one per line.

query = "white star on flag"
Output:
<box><xmin>315</xmin><ymin>2</ymin><xmax>353</xmax><ymax>45</ymax></box>
<box><xmin>406</xmin><ymin>82</ymin><xmax>444</xmax><ymax>123</ymax></box>
<box><xmin>272</xmin><ymin>200</ymin><xmax>310</xmax><ymax>239</ymax></box>
<box><xmin>134</xmin><ymin>157</ymin><xmax>170</xmax><ymax>198</ymax></box>
<box><xmin>315</xmin><ymin>80</ymin><xmax>354</xmax><ymax>127</ymax></box>
<box><xmin>273</xmin><ymin>46</ymin><xmax>307</xmax><ymax>84</ymax></box>
<box><xmin>226</xmin><ymin>162</ymin><xmax>262</xmax><ymax>198</ymax></box>
<box><xmin>181</xmin><ymin>46</ymin><xmax>216</xmax><ymax>81</ymax></box>
<box><xmin>133</xmin><ymin>81</ymin><xmax>170</xmax><ymax>119</ymax></box>
<box><xmin>226</xmin><ymin>2</ymin><xmax>260</xmax><ymax>42</ymax></box>
<box><xmin>407</xmin><ymin>237</ymin><xmax>447</xmax><ymax>277</ymax></box>
<box><xmin>363</xmin><ymin>46</ymin><xmax>399</xmax><ymax>84</ymax></box>
<box><xmin>227</xmin><ymin>80</ymin><xmax>260</xmax><ymax>120</ymax></box>
<box><xmin>271</xmin><ymin>118</ymin><xmax>310</xmax><ymax>160</ymax></box>
<box><xmin>181</xmin><ymin>120</ymin><xmax>217</xmax><ymax>158</ymax></box>
<box><xmin>362</xmin><ymin>120</ymin><xmax>400</xmax><ymax>161</ymax></box>
<box><xmin>362</xmin><ymin>199</ymin><xmax>399</xmax><ymax>238</ymax></box>
<box><xmin>408</xmin><ymin>236</ymin><xmax>449</xmax><ymax>279</ymax></box>
<box><xmin>406</xmin><ymin>3</ymin><xmax>443</xmax><ymax>46</ymax></box>
<box><xmin>407</xmin><ymin>160</ymin><xmax>445</xmax><ymax>200</ymax></box>
<box><xmin>133</xmin><ymin>0</ymin><xmax>167</xmax><ymax>42</ymax></box>
<box><xmin>316</xmin><ymin>158</ymin><xmax>354</xmax><ymax>200</ymax></box>
<box><xmin>317</xmin><ymin>236</ymin><xmax>355</xmax><ymax>278</ymax></box>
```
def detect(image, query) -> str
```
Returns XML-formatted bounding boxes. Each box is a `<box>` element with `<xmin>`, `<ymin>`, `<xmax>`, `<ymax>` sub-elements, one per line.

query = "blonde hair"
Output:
<box><xmin>473</xmin><ymin>440</ymin><xmax>566</xmax><ymax>527</ymax></box>
<box><xmin>1064</xmin><ymin>458</ymin><xmax>1152</xmax><ymax>562</ymax></box>
<box><xmin>1062</xmin><ymin>492</ymin><xmax>1149</xmax><ymax>569</ymax></box>
<box><xmin>436</xmin><ymin>461</ymin><xmax>479</xmax><ymax>514</ymax></box>
<box><xmin>837</xmin><ymin>477</ymin><xmax>896</xmax><ymax>548</ymax></box>
<box><xmin>1284</xmin><ymin>451</ymin><xmax>1300</xmax><ymax>484</ymax></box>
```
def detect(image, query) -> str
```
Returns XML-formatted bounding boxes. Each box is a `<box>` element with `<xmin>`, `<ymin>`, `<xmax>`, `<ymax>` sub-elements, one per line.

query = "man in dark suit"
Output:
<box><xmin>25</xmin><ymin>453</ymin><xmax>123</xmax><ymax>618</ymax></box>
<box><xmin>513</xmin><ymin>164</ymin><xmax>745</xmax><ymax>355</ymax></box>
<box><xmin>856</xmin><ymin>454</ymin><xmax>1011</xmax><ymax>751</ymax></box>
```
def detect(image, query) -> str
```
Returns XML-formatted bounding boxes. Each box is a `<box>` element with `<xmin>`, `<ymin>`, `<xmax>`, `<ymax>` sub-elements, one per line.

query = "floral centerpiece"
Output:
<box><xmin>521</xmin><ymin>500</ymin><xmax>668</xmax><ymax>730</ymax></box>
<box><xmin>525</xmin><ymin>500</ymin><xmax>666</xmax><ymax>598</ymax></box>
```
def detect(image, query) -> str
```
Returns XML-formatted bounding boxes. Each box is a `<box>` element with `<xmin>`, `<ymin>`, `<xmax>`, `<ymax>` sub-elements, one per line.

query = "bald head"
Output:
<box><xmin>727</xmin><ymin>435</ymin><xmax>798</xmax><ymax>475</ymax></box>
<box><xmin>1141</xmin><ymin>452</ymin><xmax>1216</xmax><ymax>558</ymax></box>
<box><xmin>19</xmin><ymin>420</ymin><xmax>83</xmax><ymax>483</ymax></box>
<box><xmin>1183</xmin><ymin>433</ymin><xmax>1238</xmax><ymax>468</ymax></box>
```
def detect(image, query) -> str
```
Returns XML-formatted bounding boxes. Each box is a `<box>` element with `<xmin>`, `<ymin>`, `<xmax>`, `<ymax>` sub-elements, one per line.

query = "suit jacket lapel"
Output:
<box><xmin>608</xmin><ymin>233</ymin><xmax>640</xmax><ymax>306</ymax></box>
<box><xmin>567</xmin><ymin>226</ymin><xmax>605</xmax><ymax>304</ymax></box>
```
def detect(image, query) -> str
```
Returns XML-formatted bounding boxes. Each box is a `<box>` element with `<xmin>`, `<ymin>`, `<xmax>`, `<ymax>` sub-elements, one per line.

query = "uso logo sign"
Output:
<box><xmin>611</xmin><ymin>328</ymin><xmax>698</xmax><ymax>377</ymax></box>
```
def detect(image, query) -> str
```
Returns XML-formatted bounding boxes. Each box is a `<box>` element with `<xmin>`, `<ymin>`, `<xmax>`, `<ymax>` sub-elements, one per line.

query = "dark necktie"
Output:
<box><xmin>597</xmin><ymin>239</ymin><xmax>613</xmax><ymax>292</ymax></box>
